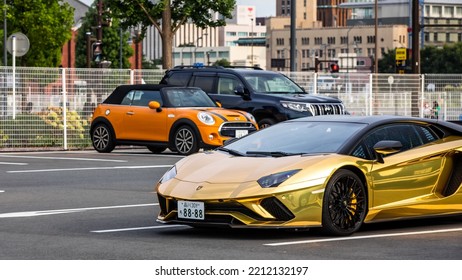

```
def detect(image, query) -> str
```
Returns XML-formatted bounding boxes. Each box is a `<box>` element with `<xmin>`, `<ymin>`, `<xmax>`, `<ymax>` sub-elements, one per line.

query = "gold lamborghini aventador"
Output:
<box><xmin>155</xmin><ymin>115</ymin><xmax>462</xmax><ymax>235</ymax></box>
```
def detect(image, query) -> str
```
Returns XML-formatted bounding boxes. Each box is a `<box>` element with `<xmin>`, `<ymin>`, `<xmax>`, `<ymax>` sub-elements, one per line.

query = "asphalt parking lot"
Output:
<box><xmin>1</xmin><ymin>149</ymin><xmax>462</xmax><ymax>260</ymax></box>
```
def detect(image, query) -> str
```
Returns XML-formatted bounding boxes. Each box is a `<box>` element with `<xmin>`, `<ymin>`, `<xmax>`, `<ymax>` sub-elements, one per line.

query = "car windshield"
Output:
<box><xmin>223</xmin><ymin>121</ymin><xmax>366</xmax><ymax>156</ymax></box>
<box><xmin>243</xmin><ymin>73</ymin><xmax>305</xmax><ymax>94</ymax></box>
<box><xmin>164</xmin><ymin>88</ymin><xmax>218</xmax><ymax>107</ymax></box>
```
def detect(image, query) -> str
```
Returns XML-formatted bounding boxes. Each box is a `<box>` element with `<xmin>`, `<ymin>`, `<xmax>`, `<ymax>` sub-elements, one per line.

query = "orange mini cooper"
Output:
<box><xmin>90</xmin><ymin>84</ymin><xmax>258</xmax><ymax>155</ymax></box>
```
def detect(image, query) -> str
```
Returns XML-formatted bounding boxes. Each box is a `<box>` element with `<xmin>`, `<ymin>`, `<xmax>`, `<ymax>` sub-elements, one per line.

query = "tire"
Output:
<box><xmin>321</xmin><ymin>169</ymin><xmax>367</xmax><ymax>236</ymax></box>
<box><xmin>172</xmin><ymin>125</ymin><xmax>199</xmax><ymax>155</ymax></box>
<box><xmin>258</xmin><ymin>118</ymin><xmax>276</xmax><ymax>129</ymax></box>
<box><xmin>147</xmin><ymin>146</ymin><xmax>166</xmax><ymax>154</ymax></box>
<box><xmin>91</xmin><ymin>123</ymin><xmax>115</xmax><ymax>153</ymax></box>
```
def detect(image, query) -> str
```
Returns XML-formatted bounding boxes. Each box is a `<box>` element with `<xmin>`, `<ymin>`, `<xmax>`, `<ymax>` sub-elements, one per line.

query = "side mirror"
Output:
<box><xmin>234</xmin><ymin>85</ymin><xmax>250</xmax><ymax>100</ymax></box>
<box><xmin>373</xmin><ymin>140</ymin><xmax>402</xmax><ymax>163</ymax></box>
<box><xmin>216</xmin><ymin>101</ymin><xmax>222</xmax><ymax>107</ymax></box>
<box><xmin>148</xmin><ymin>101</ymin><xmax>162</xmax><ymax>112</ymax></box>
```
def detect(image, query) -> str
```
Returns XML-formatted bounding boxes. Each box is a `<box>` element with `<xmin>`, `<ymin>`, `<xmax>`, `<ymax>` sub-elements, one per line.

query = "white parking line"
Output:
<box><xmin>264</xmin><ymin>227</ymin><xmax>462</xmax><ymax>246</ymax></box>
<box><xmin>91</xmin><ymin>224</ymin><xmax>187</xmax><ymax>233</ymax></box>
<box><xmin>0</xmin><ymin>162</ymin><xmax>28</xmax><ymax>165</ymax></box>
<box><xmin>0</xmin><ymin>154</ymin><xmax>127</xmax><ymax>162</ymax></box>
<box><xmin>7</xmin><ymin>165</ymin><xmax>172</xmax><ymax>173</ymax></box>
<box><xmin>0</xmin><ymin>203</ymin><xmax>158</xmax><ymax>218</ymax></box>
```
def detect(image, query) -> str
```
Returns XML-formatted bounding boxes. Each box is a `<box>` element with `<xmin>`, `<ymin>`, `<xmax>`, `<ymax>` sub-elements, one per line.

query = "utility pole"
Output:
<box><xmin>411</xmin><ymin>0</ymin><xmax>420</xmax><ymax>74</ymax></box>
<box><xmin>289</xmin><ymin>0</ymin><xmax>296</xmax><ymax>71</ymax></box>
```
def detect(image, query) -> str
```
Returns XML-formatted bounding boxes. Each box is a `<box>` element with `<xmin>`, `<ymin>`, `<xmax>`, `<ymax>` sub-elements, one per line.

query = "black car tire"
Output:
<box><xmin>147</xmin><ymin>146</ymin><xmax>166</xmax><ymax>154</ymax></box>
<box><xmin>258</xmin><ymin>118</ymin><xmax>276</xmax><ymax>129</ymax></box>
<box><xmin>91</xmin><ymin>123</ymin><xmax>115</xmax><ymax>153</ymax></box>
<box><xmin>173</xmin><ymin>125</ymin><xmax>199</xmax><ymax>155</ymax></box>
<box><xmin>322</xmin><ymin>169</ymin><xmax>367</xmax><ymax>236</ymax></box>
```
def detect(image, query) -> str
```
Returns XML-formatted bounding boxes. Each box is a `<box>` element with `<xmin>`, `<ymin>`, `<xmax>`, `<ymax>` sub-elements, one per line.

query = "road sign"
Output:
<box><xmin>6</xmin><ymin>32</ymin><xmax>30</xmax><ymax>57</ymax></box>
<box><xmin>395</xmin><ymin>48</ymin><xmax>407</xmax><ymax>61</ymax></box>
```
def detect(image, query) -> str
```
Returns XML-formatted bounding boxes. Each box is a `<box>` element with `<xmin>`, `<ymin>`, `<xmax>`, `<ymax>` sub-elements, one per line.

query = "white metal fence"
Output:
<box><xmin>1</xmin><ymin>66</ymin><xmax>461</xmax><ymax>151</ymax></box>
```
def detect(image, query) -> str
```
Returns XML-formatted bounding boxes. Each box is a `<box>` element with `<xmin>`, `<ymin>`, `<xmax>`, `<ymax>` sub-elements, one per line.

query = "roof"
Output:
<box><xmin>287</xmin><ymin>115</ymin><xmax>462</xmax><ymax>133</ymax></box>
<box><xmin>103</xmin><ymin>84</ymin><xmax>169</xmax><ymax>104</ymax></box>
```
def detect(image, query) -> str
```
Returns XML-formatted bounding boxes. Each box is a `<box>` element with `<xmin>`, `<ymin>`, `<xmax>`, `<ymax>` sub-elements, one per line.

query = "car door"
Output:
<box><xmin>119</xmin><ymin>90</ymin><xmax>168</xmax><ymax>141</ymax></box>
<box><xmin>207</xmin><ymin>74</ymin><xmax>247</xmax><ymax>110</ymax></box>
<box><xmin>361</xmin><ymin>124</ymin><xmax>447</xmax><ymax>209</ymax></box>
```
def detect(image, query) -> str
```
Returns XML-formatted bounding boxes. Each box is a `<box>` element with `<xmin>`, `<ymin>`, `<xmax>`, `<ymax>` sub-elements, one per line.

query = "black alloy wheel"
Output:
<box><xmin>92</xmin><ymin>123</ymin><xmax>115</xmax><ymax>153</ymax></box>
<box><xmin>322</xmin><ymin>169</ymin><xmax>367</xmax><ymax>236</ymax></box>
<box><xmin>173</xmin><ymin>125</ymin><xmax>199</xmax><ymax>155</ymax></box>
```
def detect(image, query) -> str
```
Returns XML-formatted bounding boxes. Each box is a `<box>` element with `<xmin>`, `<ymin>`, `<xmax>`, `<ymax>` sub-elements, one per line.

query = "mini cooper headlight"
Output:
<box><xmin>159</xmin><ymin>165</ymin><xmax>177</xmax><ymax>183</ymax></box>
<box><xmin>257</xmin><ymin>169</ymin><xmax>301</xmax><ymax>188</ymax></box>
<box><xmin>281</xmin><ymin>101</ymin><xmax>309</xmax><ymax>112</ymax></box>
<box><xmin>197</xmin><ymin>112</ymin><xmax>215</xmax><ymax>125</ymax></box>
<box><xmin>244</xmin><ymin>112</ymin><xmax>256</xmax><ymax>123</ymax></box>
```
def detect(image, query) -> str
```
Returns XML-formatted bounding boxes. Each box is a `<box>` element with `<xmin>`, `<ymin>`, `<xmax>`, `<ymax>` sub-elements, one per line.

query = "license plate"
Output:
<box><xmin>177</xmin><ymin>201</ymin><xmax>205</xmax><ymax>220</ymax></box>
<box><xmin>235</xmin><ymin>130</ymin><xmax>248</xmax><ymax>138</ymax></box>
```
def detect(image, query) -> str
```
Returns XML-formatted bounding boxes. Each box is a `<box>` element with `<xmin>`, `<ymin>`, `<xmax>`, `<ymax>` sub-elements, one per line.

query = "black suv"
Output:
<box><xmin>160</xmin><ymin>66</ymin><xmax>346</xmax><ymax>128</ymax></box>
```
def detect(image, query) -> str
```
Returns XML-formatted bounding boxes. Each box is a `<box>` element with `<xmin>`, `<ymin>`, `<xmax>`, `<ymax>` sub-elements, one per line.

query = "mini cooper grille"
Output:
<box><xmin>260</xmin><ymin>197</ymin><xmax>295</xmax><ymax>221</ymax></box>
<box><xmin>219</xmin><ymin>122</ymin><xmax>257</xmax><ymax>137</ymax></box>
<box><xmin>308</xmin><ymin>103</ymin><xmax>345</xmax><ymax>116</ymax></box>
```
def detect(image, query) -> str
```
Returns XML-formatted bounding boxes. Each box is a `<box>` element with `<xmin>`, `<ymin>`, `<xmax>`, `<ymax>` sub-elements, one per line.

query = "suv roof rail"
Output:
<box><xmin>172</xmin><ymin>65</ymin><xmax>224</xmax><ymax>69</ymax></box>
<box><xmin>171</xmin><ymin>65</ymin><xmax>263</xmax><ymax>70</ymax></box>
<box><xmin>223</xmin><ymin>66</ymin><xmax>263</xmax><ymax>70</ymax></box>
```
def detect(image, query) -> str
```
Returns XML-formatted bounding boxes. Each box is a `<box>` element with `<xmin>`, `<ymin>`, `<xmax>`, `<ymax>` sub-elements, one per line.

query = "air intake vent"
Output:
<box><xmin>260</xmin><ymin>197</ymin><xmax>295</xmax><ymax>221</ymax></box>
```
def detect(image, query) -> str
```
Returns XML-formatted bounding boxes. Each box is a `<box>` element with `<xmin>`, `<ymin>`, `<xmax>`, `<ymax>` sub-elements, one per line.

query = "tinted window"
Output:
<box><xmin>352</xmin><ymin>124</ymin><xmax>438</xmax><ymax>160</ymax></box>
<box><xmin>166</xmin><ymin>72</ymin><xmax>191</xmax><ymax>86</ymax></box>
<box><xmin>225</xmin><ymin>121</ymin><xmax>366</xmax><ymax>156</ymax></box>
<box><xmin>191</xmin><ymin>75</ymin><xmax>215</xmax><ymax>93</ymax></box>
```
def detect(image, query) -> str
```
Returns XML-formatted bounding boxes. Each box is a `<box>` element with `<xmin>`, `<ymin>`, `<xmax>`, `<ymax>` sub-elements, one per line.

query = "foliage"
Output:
<box><xmin>379</xmin><ymin>42</ymin><xmax>462</xmax><ymax>74</ymax></box>
<box><xmin>105</xmin><ymin>0</ymin><xmax>236</xmax><ymax>69</ymax></box>
<box><xmin>0</xmin><ymin>109</ymin><xmax>91</xmax><ymax>148</ymax></box>
<box><xmin>0</xmin><ymin>0</ymin><xmax>74</xmax><ymax>67</ymax></box>
<box><xmin>421</xmin><ymin>43</ymin><xmax>462</xmax><ymax>74</ymax></box>
<box><xmin>75</xmin><ymin>1</ymin><xmax>134</xmax><ymax>69</ymax></box>
<box><xmin>213</xmin><ymin>58</ymin><xmax>231</xmax><ymax>67</ymax></box>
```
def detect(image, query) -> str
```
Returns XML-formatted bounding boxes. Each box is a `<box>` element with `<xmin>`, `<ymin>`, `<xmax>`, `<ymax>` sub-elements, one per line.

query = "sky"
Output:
<box><xmin>80</xmin><ymin>0</ymin><xmax>276</xmax><ymax>17</ymax></box>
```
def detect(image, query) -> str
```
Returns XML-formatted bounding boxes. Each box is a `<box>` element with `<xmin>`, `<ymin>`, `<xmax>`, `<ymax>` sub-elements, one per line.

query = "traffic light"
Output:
<box><xmin>330</xmin><ymin>63</ymin><xmax>339</xmax><ymax>73</ymax></box>
<box><xmin>92</xmin><ymin>41</ymin><xmax>102</xmax><ymax>63</ymax></box>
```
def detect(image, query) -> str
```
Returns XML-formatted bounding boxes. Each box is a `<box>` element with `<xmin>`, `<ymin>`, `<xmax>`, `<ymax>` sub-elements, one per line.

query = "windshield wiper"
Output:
<box><xmin>245</xmin><ymin>151</ymin><xmax>302</xmax><ymax>157</ymax></box>
<box><xmin>216</xmin><ymin>147</ymin><xmax>245</xmax><ymax>157</ymax></box>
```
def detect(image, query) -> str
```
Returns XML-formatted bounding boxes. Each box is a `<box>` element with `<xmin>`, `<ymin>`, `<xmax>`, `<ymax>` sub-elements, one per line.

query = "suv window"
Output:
<box><xmin>191</xmin><ymin>75</ymin><xmax>215</xmax><ymax>93</ymax></box>
<box><xmin>217</xmin><ymin>77</ymin><xmax>243</xmax><ymax>95</ymax></box>
<box><xmin>166</xmin><ymin>72</ymin><xmax>191</xmax><ymax>86</ymax></box>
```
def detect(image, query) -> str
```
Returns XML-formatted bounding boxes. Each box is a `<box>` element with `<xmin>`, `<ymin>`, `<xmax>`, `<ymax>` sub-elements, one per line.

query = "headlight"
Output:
<box><xmin>257</xmin><ymin>169</ymin><xmax>301</xmax><ymax>188</ymax></box>
<box><xmin>244</xmin><ymin>112</ymin><xmax>256</xmax><ymax>123</ymax></box>
<box><xmin>159</xmin><ymin>165</ymin><xmax>177</xmax><ymax>183</ymax></box>
<box><xmin>281</xmin><ymin>101</ymin><xmax>308</xmax><ymax>112</ymax></box>
<box><xmin>197</xmin><ymin>112</ymin><xmax>215</xmax><ymax>125</ymax></box>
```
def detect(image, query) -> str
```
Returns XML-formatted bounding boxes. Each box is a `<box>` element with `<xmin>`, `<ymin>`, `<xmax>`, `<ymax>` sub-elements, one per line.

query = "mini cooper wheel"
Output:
<box><xmin>173</xmin><ymin>125</ymin><xmax>199</xmax><ymax>155</ymax></box>
<box><xmin>91</xmin><ymin>123</ymin><xmax>115</xmax><ymax>153</ymax></box>
<box><xmin>322</xmin><ymin>169</ymin><xmax>367</xmax><ymax>236</ymax></box>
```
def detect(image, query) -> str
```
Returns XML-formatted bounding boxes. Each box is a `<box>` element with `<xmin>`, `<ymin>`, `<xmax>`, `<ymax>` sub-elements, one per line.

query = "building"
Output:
<box><xmin>266</xmin><ymin>15</ymin><xmax>408</xmax><ymax>72</ymax></box>
<box><xmin>340</xmin><ymin>0</ymin><xmax>462</xmax><ymax>48</ymax></box>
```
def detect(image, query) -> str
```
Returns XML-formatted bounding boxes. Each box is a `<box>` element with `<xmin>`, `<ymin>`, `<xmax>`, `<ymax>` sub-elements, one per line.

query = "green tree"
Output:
<box><xmin>421</xmin><ymin>43</ymin><xmax>462</xmax><ymax>74</ymax></box>
<box><xmin>75</xmin><ymin>1</ymin><xmax>133</xmax><ymax>68</ymax></box>
<box><xmin>0</xmin><ymin>0</ymin><xmax>74</xmax><ymax>67</ymax></box>
<box><xmin>378</xmin><ymin>49</ymin><xmax>397</xmax><ymax>73</ymax></box>
<box><xmin>213</xmin><ymin>58</ymin><xmax>230</xmax><ymax>67</ymax></box>
<box><xmin>105</xmin><ymin>0</ymin><xmax>235</xmax><ymax>69</ymax></box>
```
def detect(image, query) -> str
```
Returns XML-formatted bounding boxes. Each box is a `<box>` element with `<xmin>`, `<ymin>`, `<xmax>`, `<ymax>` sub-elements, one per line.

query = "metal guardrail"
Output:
<box><xmin>1</xmin><ymin>66</ymin><xmax>461</xmax><ymax>151</ymax></box>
